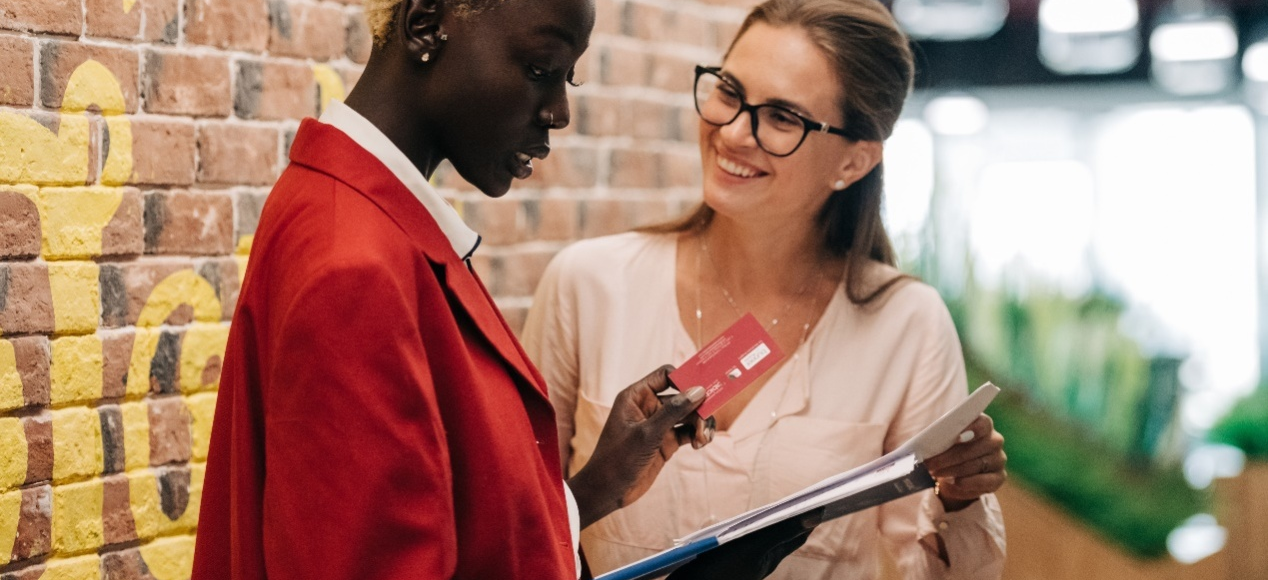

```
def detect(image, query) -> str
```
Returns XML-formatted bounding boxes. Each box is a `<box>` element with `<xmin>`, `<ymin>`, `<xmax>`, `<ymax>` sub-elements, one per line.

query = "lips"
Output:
<box><xmin>714</xmin><ymin>152</ymin><xmax>767</xmax><ymax>179</ymax></box>
<box><xmin>510</xmin><ymin>144</ymin><xmax>551</xmax><ymax>180</ymax></box>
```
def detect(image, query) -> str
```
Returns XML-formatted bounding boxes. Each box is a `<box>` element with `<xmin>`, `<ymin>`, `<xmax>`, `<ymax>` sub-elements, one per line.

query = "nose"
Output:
<box><xmin>718</xmin><ymin>109</ymin><xmax>757</xmax><ymax>149</ymax></box>
<box><xmin>538</xmin><ymin>87</ymin><xmax>571</xmax><ymax>130</ymax></box>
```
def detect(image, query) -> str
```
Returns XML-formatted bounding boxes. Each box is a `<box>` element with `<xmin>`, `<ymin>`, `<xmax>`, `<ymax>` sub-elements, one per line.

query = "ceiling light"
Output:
<box><xmin>1242</xmin><ymin>39</ymin><xmax>1268</xmax><ymax>114</ymax></box>
<box><xmin>923</xmin><ymin>94</ymin><xmax>989</xmax><ymax>136</ymax></box>
<box><xmin>1038</xmin><ymin>0</ymin><xmax>1141</xmax><ymax>75</ymax></box>
<box><xmin>892</xmin><ymin>0</ymin><xmax>1009</xmax><ymax>41</ymax></box>
<box><xmin>1150</xmin><ymin>5</ymin><xmax>1239</xmax><ymax>96</ymax></box>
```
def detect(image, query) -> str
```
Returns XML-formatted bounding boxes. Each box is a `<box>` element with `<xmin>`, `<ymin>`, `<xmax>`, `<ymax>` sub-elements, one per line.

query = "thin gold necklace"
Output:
<box><xmin>695</xmin><ymin>235</ymin><xmax>820</xmax><ymax>347</ymax></box>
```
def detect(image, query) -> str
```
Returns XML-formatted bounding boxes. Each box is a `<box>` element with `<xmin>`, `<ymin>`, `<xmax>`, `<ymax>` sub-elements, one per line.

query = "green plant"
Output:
<box><xmin>1209</xmin><ymin>388</ymin><xmax>1268</xmax><ymax>460</ymax></box>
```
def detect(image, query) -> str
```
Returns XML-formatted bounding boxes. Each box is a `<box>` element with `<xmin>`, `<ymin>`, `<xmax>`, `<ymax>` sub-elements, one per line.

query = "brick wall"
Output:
<box><xmin>0</xmin><ymin>0</ymin><xmax>750</xmax><ymax>577</ymax></box>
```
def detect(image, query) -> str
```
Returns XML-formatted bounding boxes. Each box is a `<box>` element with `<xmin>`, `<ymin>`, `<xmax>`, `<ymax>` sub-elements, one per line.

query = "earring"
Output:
<box><xmin>440</xmin><ymin>33</ymin><xmax>448</xmax><ymax>41</ymax></box>
<box><xmin>421</xmin><ymin>52</ymin><xmax>430</xmax><ymax>62</ymax></box>
<box><xmin>833</xmin><ymin>179</ymin><xmax>847</xmax><ymax>190</ymax></box>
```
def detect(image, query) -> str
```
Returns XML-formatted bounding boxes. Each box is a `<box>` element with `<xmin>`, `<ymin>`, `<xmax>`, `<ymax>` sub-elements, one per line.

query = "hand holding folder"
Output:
<box><xmin>595</xmin><ymin>383</ymin><xmax>1002</xmax><ymax>580</ymax></box>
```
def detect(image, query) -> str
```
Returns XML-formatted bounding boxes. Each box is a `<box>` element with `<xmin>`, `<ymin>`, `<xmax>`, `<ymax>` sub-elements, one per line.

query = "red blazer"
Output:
<box><xmin>192</xmin><ymin>120</ymin><xmax>576</xmax><ymax>580</ymax></box>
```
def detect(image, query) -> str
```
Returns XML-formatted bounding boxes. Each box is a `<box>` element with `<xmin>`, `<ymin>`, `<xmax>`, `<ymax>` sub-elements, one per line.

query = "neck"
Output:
<box><xmin>699</xmin><ymin>212</ymin><xmax>836</xmax><ymax>298</ymax></box>
<box><xmin>343</xmin><ymin>53</ymin><xmax>442</xmax><ymax>179</ymax></box>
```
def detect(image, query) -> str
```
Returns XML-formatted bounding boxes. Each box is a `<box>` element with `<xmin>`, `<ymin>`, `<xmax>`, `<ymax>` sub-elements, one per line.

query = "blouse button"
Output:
<box><xmin>938</xmin><ymin>521</ymin><xmax>949</xmax><ymax>531</ymax></box>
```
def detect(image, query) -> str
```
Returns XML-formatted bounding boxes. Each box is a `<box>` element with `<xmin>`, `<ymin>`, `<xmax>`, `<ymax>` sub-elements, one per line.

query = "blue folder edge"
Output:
<box><xmin>594</xmin><ymin>537</ymin><xmax>720</xmax><ymax>580</ymax></box>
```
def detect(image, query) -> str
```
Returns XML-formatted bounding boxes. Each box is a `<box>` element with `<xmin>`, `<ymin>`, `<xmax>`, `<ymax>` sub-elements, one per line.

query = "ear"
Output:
<box><xmin>398</xmin><ymin>0</ymin><xmax>446</xmax><ymax>61</ymax></box>
<box><xmin>833</xmin><ymin>140</ymin><xmax>882</xmax><ymax>190</ymax></box>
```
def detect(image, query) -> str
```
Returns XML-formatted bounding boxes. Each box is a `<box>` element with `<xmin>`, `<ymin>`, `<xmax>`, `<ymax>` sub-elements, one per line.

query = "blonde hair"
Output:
<box><xmin>364</xmin><ymin>0</ymin><xmax>506</xmax><ymax>46</ymax></box>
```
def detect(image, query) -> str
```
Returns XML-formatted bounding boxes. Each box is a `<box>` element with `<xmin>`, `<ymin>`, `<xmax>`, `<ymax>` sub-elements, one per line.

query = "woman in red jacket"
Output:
<box><xmin>191</xmin><ymin>0</ymin><xmax>813</xmax><ymax>578</ymax></box>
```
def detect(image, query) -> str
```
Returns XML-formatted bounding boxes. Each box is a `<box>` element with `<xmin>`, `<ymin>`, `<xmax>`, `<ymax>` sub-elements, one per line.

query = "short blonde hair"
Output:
<box><xmin>364</xmin><ymin>0</ymin><xmax>504</xmax><ymax>46</ymax></box>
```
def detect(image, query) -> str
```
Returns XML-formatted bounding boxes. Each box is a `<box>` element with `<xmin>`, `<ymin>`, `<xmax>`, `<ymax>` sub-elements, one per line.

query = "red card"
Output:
<box><xmin>670</xmin><ymin>313</ymin><xmax>785</xmax><ymax>418</ymax></box>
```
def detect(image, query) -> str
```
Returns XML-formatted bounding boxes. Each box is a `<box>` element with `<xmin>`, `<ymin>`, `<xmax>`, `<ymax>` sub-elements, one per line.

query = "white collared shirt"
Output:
<box><xmin>317</xmin><ymin>101</ymin><xmax>583</xmax><ymax>578</ymax></box>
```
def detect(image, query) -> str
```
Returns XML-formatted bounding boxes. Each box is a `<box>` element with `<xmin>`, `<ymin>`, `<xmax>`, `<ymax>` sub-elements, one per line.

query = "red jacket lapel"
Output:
<box><xmin>286</xmin><ymin>119</ymin><xmax>550</xmax><ymax>402</ymax></box>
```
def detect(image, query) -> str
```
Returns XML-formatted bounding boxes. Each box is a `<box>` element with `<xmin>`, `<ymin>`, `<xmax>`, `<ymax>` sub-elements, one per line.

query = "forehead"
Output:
<box><xmin>723</xmin><ymin>23</ymin><xmax>843</xmax><ymax>120</ymax></box>
<box><xmin>472</xmin><ymin>0</ymin><xmax>596</xmax><ymax>52</ymax></box>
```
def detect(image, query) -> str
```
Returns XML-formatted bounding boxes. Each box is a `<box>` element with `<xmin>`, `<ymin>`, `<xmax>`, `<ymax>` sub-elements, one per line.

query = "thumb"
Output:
<box><xmin>649</xmin><ymin>386</ymin><xmax>707</xmax><ymax>431</ymax></box>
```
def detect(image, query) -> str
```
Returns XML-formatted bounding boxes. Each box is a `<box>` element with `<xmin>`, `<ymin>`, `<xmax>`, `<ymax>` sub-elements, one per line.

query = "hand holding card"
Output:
<box><xmin>670</xmin><ymin>314</ymin><xmax>785</xmax><ymax>418</ymax></box>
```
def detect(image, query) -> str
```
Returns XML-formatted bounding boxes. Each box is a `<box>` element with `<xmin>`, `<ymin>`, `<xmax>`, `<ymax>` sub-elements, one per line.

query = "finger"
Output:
<box><xmin>648</xmin><ymin>386</ymin><xmax>706</xmax><ymax>433</ymax></box>
<box><xmin>938</xmin><ymin>472</ymin><xmax>1007</xmax><ymax>500</ymax></box>
<box><xmin>636</xmin><ymin>364</ymin><xmax>678</xmax><ymax>395</ymax></box>
<box><xmin>693</xmin><ymin>416</ymin><xmax>716</xmax><ymax>450</ymax></box>
<box><xmin>925</xmin><ymin>428</ymin><xmax>1004</xmax><ymax>471</ymax></box>
<box><xmin>930</xmin><ymin>450</ymin><xmax>1007</xmax><ymax>480</ymax></box>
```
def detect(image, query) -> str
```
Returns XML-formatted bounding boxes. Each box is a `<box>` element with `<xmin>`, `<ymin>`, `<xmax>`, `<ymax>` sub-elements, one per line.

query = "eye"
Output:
<box><xmin>717</xmin><ymin>84</ymin><xmax>741</xmax><ymax>105</ymax></box>
<box><xmin>528</xmin><ymin>64</ymin><xmax>550</xmax><ymax>81</ymax></box>
<box><xmin>764</xmin><ymin>107</ymin><xmax>803</xmax><ymax>131</ymax></box>
<box><xmin>566</xmin><ymin>68</ymin><xmax>583</xmax><ymax>88</ymax></box>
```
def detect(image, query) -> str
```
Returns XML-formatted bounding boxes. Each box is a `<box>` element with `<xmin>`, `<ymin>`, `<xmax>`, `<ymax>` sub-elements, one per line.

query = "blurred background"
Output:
<box><xmin>0</xmin><ymin>0</ymin><xmax>1265</xmax><ymax>578</ymax></box>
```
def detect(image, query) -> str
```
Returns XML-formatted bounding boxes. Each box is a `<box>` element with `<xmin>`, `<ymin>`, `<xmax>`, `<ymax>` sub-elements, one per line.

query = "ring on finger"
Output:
<box><xmin>979</xmin><ymin>456</ymin><xmax>989</xmax><ymax>474</ymax></box>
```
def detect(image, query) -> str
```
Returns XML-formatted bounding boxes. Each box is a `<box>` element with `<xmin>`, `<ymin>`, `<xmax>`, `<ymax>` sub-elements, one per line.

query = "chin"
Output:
<box><xmin>456</xmin><ymin>164</ymin><xmax>513</xmax><ymax>198</ymax></box>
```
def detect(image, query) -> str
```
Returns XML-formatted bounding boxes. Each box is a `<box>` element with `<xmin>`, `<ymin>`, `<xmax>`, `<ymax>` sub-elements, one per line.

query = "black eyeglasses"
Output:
<box><xmin>693</xmin><ymin>65</ymin><xmax>851</xmax><ymax>157</ymax></box>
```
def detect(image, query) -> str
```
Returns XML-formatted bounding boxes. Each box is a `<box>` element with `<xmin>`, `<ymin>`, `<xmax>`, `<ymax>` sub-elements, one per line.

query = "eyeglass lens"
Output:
<box><xmin>694</xmin><ymin>70</ymin><xmax>809</xmax><ymax>156</ymax></box>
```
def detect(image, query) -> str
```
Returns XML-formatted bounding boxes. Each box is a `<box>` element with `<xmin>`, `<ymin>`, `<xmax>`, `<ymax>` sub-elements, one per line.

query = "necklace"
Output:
<box><xmin>695</xmin><ymin>235</ymin><xmax>819</xmax><ymax>347</ymax></box>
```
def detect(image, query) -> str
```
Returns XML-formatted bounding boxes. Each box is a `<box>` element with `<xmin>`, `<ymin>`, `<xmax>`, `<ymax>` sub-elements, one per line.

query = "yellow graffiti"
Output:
<box><xmin>48</xmin><ymin>261</ymin><xmax>102</xmax><ymax>335</ymax></box>
<box><xmin>123</xmin><ymin>0</ymin><xmax>137</xmax><ymax>13</ymax></box>
<box><xmin>312</xmin><ymin>64</ymin><xmax>346</xmax><ymax>115</ymax></box>
<box><xmin>188</xmin><ymin>392</ymin><xmax>217</xmax><ymax>461</ymax></box>
<box><xmin>138</xmin><ymin>536</ymin><xmax>195</xmax><ymax>580</ymax></box>
<box><xmin>0</xmin><ymin>418</ymin><xmax>26</xmax><ymax>492</ymax></box>
<box><xmin>180</xmin><ymin>323</ymin><xmax>228</xmax><ymax>393</ymax></box>
<box><xmin>136</xmin><ymin>270</ymin><xmax>222</xmax><ymax>327</ymax></box>
<box><xmin>50</xmin><ymin>335</ymin><xmax>105</xmax><ymax>405</ymax></box>
<box><xmin>51</xmin><ymin>408</ymin><xmax>103</xmax><ymax>483</ymax></box>
<box><xmin>0</xmin><ymin>490</ymin><xmax>18</xmax><ymax>565</ymax></box>
<box><xmin>128</xmin><ymin>470</ymin><xmax>159</xmax><ymax>541</ymax></box>
<box><xmin>0</xmin><ymin>60</ymin><xmax>132</xmax><ymax>186</ymax></box>
<box><xmin>37</xmin><ymin>187</ymin><xmax>124</xmax><ymax>259</ymax></box>
<box><xmin>125</xmin><ymin>329</ymin><xmax>161</xmax><ymax>398</ymax></box>
<box><xmin>51</xmin><ymin>480</ymin><xmax>104</xmax><ymax>554</ymax></box>
<box><xmin>120</xmin><ymin>401</ymin><xmax>150</xmax><ymax>471</ymax></box>
<box><xmin>42</xmin><ymin>554</ymin><xmax>102</xmax><ymax>580</ymax></box>
<box><xmin>0</xmin><ymin>341</ymin><xmax>22</xmax><ymax>412</ymax></box>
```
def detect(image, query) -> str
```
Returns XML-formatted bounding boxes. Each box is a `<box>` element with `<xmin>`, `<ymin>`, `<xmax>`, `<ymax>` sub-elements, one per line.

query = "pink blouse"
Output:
<box><xmin>523</xmin><ymin>232</ymin><xmax>1006</xmax><ymax>579</ymax></box>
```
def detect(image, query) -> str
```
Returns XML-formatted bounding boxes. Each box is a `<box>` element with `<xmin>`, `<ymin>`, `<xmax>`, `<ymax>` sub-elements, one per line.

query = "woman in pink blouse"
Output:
<box><xmin>523</xmin><ymin>0</ymin><xmax>1008</xmax><ymax>577</ymax></box>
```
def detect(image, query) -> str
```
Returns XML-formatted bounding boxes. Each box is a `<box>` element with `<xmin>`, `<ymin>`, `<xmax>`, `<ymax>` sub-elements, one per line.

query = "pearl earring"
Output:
<box><xmin>421</xmin><ymin>52</ymin><xmax>430</xmax><ymax>62</ymax></box>
<box><xmin>833</xmin><ymin>179</ymin><xmax>847</xmax><ymax>190</ymax></box>
<box><xmin>440</xmin><ymin>33</ymin><xmax>448</xmax><ymax>41</ymax></box>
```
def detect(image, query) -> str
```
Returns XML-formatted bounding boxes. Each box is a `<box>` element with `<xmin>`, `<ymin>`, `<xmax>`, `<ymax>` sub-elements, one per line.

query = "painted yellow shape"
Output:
<box><xmin>235</xmin><ymin>234</ymin><xmax>254</xmax><ymax>256</ymax></box>
<box><xmin>0</xmin><ymin>111</ymin><xmax>90</xmax><ymax>185</ymax></box>
<box><xmin>123</xmin><ymin>0</ymin><xmax>137</xmax><ymax>13</ymax></box>
<box><xmin>48</xmin><ymin>262</ymin><xmax>102</xmax><ymax>335</ymax></box>
<box><xmin>51</xmin><ymin>407</ymin><xmax>103</xmax><ymax>483</ymax></box>
<box><xmin>0</xmin><ymin>418</ymin><xmax>27</xmax><ymax>492</ymax></box>
<box><xmin>138</xmin><ymin>535</ymin><xmax>195</xmax><ymax>580</ymax></box>
<box><xmin>235</xmin><ymin>255</ymin><xmax>249</xmax><ymax>286</ymax></box>
<box><xmin>100</xmin><ymin>116</ymin><xmax>134</xmax><ymax>185</ymax></box>
<box><xmin>0</xmin><ymin>489</ymin><xmax>20</xmax><ymax>565</ymax></box>
<box><xmin>61</xmin><ymin>60</ymin><xmax>126</xmax><ymax>116</ymax></box>
<box><xmin>187</xmin><ymin>392</ymin><xmax>217</xmax><ymax>461</ymax></box>
<box><xmin>120</xmin><ymin>401</ymin><xmax>151</xmax><ymax>471</ymax></box>
<box><xmin>38</xmin><ymin>187</ymin><xmax>124</xmax><ymax>260</ymax></box>
<box><xmin>136</xmin><ymin>270</ymin><xmax>222</xmax><ymax>328</ymax></box>
<box><xmin>181</xmin><ymin>323</ymin><xmax>228</xmax><ymax>393</ymax></box>
<box><xmin>51</xmin><ymin>479</ymin><xmax>104</xmax><ymax>554</ymax></box>
<box><xmin>125</xmin><ymin>328</ymin><xmax>161</xmax><ymax>398</ymax></box>
<box><xmin>312</xmin><ymin>64</ymin><xmax>346</xmax><ymax>115</ymax></box>
<box><xmin>172</xmin><ymin>462</ymin><xmax>205</xmax><ymax>531</ymax></box>
<box><xmin>128</xmin><ymin>469</ymin><xmax>159</xmax><ymax>540</ymax></box>
<box><xmin>43</xmin><ymin>555</ymin><xmax>102</xmax><ymax>580</ymax></box>
<box><xmin>0</xmin><ymin>340</ymin><xmax>23</xmax><ymax>412</ymax></box>
<box><xmin>50</xmin><ymin>335</ymin><xmax>104</xmax><ymax>405</ymax></box>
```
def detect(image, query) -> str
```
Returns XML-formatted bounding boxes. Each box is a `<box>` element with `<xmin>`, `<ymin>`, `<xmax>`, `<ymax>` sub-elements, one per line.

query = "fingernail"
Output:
<box><xmin>959</xmin><ymin>430</ymin><xmax>974</xmax><ymax>443</ymax></box>
<box><xmin>686</xmin><ymin>387</ymin><xmax>706</xmax><ymax>402</ymax></box>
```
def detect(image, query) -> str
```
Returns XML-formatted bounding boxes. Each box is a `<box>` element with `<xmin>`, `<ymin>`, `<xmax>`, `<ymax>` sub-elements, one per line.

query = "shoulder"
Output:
<box><xmin>853</xmin><ymin>261</ymin><xmax>954</xmax><ymax>332</ymax></box>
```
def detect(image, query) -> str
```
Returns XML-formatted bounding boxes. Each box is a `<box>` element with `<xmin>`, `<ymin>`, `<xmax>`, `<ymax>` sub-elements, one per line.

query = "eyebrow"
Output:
<box><xmin>719</xmin><ymin>70</ymin><xmax>817</xmax><ymax>119</ymax></box>
<box><xmin>534</xmin><ymin>24</ymin><xmax>579</xmax><ymax>49</ymax></box>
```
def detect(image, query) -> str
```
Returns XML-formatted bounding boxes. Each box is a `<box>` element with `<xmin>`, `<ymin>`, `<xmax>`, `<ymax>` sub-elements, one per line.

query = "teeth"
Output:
<box><xmin>515</xmin><ymin>152</ymin><xmax>531</xmax><ymax>163</ymax></box>
<box><xmin>717</xmin><ymin>156</ymin><xmax>757</xmax><ymax>178</ymax></box>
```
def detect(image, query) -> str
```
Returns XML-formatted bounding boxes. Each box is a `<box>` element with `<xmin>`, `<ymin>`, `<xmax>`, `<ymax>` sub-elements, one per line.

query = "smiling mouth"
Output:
<box><xmin>715</xmin><ymin>154</ymin><xmax>766</xmax><ymax>179</ymax></box>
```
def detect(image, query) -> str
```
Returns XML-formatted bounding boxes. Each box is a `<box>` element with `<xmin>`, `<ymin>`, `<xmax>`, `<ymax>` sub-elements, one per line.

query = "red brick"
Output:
<box><xmin>142</xmin><ymin>50</ymin><xmax>232</xmax><ymax>117</ymax></box>
<box><xmin>102</xmin><ymin>187</ymin><xmax>145</xmax><ymax>257</ymax></box>
<box><xmin>529</xmin><ymin>197</ymin><xmax>579</xmax><ymax>241</ymax></box>
<box><xmin>575</xmin><ymin>94</ymin><xmax>625</xmax><ymax>137</ymax></box>
<box><xmin>12</xmin><ymin>335</ymin><xmax>50</xmax><ymax>407</ymax></box>
<box><xmin>0</xmin><ymin>34</ymin><xmax>33</xmax><ymax>106</ymax></box>
<box><xmin>346</xmin><ymin>8</ymin><xmax>372</xmax><ymax>64</ymax></box>
<box><xmin>100</xmin><ymin>406</ymin><xmax>126</xmax><ymax>474</ymax></box>
<box><xmin>498</xmin><ymin>249</ymin><xmax>556</xmax><ymax>297</ymax></box>
<box><xmin>600</xmin><ymin>44</ymin><xmax>649</xmax><ymax>87</ymax></box>
<box><xmin>663</xmin><ymin>148</ymin><xmax>702</xmax><ymax>188</ymax></box>
<box><xmin>463</xmin><ymin>198</ymin><xmax>526</xmax><ymax>246</ymax></box>
<box><xmin>522</xmin><ymin>146</ymin><xmax>599</xmax><ymax>189</ymax></box>
<box><xmin>98</xmin><ymin>260</ymin><xmax>200</xmax><ymax>328</ymax></box>
<box><xmin>621</xmin><ymin>1</ymin><xmax>664</xmax><ymax>42</ymax></box>
<box><xmin>143</xmin><ymin>0</ymin><xmax>181</xmax><ymax>43</ymax></box>
<box><xmin>102</xmin><ymin>549</ymin><xmax>150</xmax><ymax>580</ymax></box>
<box><xmin>593</xmin><ymin>0</ymin><xmax>621</xmax><ymax>36</ymax></box>
<box><xmin>715</xmin><ymin>19</ymin><xmax>742</xmax><ymax>53</ymax></box>
<box><xmin>185</xmin><ymin>0</ymin><xmax>270</xmax><ymax>51</ymax></box>
<box><xmin>101</xmin><ymin>331</ymin><xmax>133</xmax><ymax>399</ymax></box>
<box><xmin>197</xmin><ymin>257</ymin><xmax>240</xmax><ymax>320</ymax></box>
<box><xmin>665</xmin><ymin>10</ymin><xmax>717</xmax><ymax>48</ymax></box>
<box><xmin>102</xmin><ymin>474</ymin><xmax>138</xmax><ymax>545</ymax></box>
<box><xmin>128</xmin><ymin>119</ymin><xmax>196</xmax><ymax>185</ymax></box>
<box><xmin>235</xmin><ymin>190</ymin><xmax>267</xmax><ymax>239</ymax></box>
<box><xmin>22</xmin><ymin>414</ymin><xmax>52</xmax><ymax>484</ymax></box>
<box><xmin>580</xmin><ymin>197</ymin><xmax>636</xmax><ymax>238</ymax></box>
<box><xmin>269</xmin><ymin>1</ymin><xmax>347</xmax><ymax>61</ymax></box>
<box><xmin>197</xmin><ymin>123</ymin><xmax>279</xmax><ymax>186</ymax></box>
<box><xmin>0</xmin><ymin>262</ymin><xmax>54</xmax><ymax>335</ymax></box>
<box><xmin>13</xmin><ymin>485</ymin><xmax>52</xmax><ymax>562</ymax></box>
<box><xmin>144</xmin><ymin>190</ymin><xmax>235</xmax><ymax>255</ymax></box>
<box><xmin>630</xmin><ymin>100</ymin><xmax>668</xmax><ymax>140</ymax></box>
<box><xmin>148</xmin><ymin>396</ymin><xmax>192</xmax><ymax>465</ymax></box>
<box><xmin>329</xmin><ymin>0</ymin><xmax>362</xmax><ymax>4</ymax></box>
<box><xmin>40</xmin><ymin>41</ymin><xmax>140</xmax><ymax>114</ymax></box>
<box><xmin>86</xmin><ymin>0</ymin><xmax>142</xmax><ymax>40</ymax></box>
<box><xmin>0</xmin><ymin>189</ymin><xmax>40</xmax><ymax>258</ymax></box>
<box><xmin>431</xmin><ymin>161</ymin><xmax>479</xmax><ymax>193</ymax></box>
<box><xmin>650</xmin><ymin>53</ymin><xmax>696</xmax><ymax>94</ymax></box>
<box><xmin>0</xmin><ymin>0</ymin><xmax>82</xmax><ymax>36</ymax></box>
<box><xmin>235</xmin><ymin>60</ymin><xmax>318</xmax><ymax>121</ymax></box>
<box><xmin>609</xmin><ymin>148</ymin><xmax>662</xmax><ymax>188</ymax></box>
